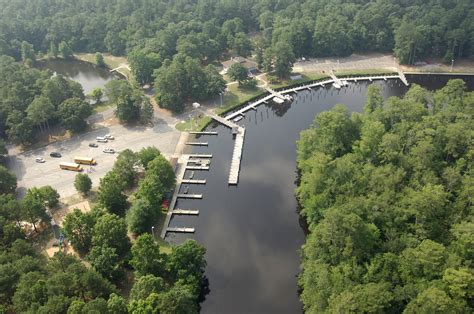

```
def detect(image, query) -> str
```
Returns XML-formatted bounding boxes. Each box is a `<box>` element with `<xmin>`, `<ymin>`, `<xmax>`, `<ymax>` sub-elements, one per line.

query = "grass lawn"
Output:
<box><xmin>175</xmin><ymin>116</ymin><xmax>212</xmax><ymax>132</ymax></box>
<box><xmin>269</xmin><ymin>72</ymin><xmax>330</xmax><ymax>89</ymax></box>
<box><xmin>92</xmin><ymin>101</ymin><xmax>114</xmax><ymax>114</ymax></box>
<box><xmin>215</xmin><ymin>84</ymin><xmax>265</xmax><ymax>115</ymax></box>
<box><xmin>333</xmin><ymin>68</ymin><xmax>397</xmax><ymax>76</ymax></box>
<box><xmin>75</xmin><ymin>53</ymin><xmax>132</xmax><ymax>79</ymax></box>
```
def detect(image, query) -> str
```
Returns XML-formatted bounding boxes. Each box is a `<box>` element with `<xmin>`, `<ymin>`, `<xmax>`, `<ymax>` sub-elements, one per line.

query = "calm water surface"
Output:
<box><xmin>36</xmin><ymin>59</ymin><xmax>117</xmax><ymax>94</ymax></box>
<box><xmin>167</xmin><ymin>75</ymin><xmax>474</xmax><ymax>314</ymax></box>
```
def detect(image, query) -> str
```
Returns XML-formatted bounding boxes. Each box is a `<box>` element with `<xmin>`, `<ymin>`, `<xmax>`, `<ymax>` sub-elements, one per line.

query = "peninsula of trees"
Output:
<box><xmin>297</xmin><ymin>80</ymin><xmax>473</xmax><ymax>312</ymax></box>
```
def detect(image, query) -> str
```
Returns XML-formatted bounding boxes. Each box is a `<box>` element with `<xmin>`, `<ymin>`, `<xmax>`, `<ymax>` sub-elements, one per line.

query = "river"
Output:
<box><xmin>36</xmin><ymin>59</ymin><xmax>117</xmax><ymax>95</ymax></box>
<box><xmin>165</xmin><ymin>74</ymin><xmax>474</xmax><ymax>313</ymax></box>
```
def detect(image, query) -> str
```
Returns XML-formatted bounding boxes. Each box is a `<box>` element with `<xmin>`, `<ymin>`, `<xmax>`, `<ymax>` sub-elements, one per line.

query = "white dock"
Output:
<box><xmin>208</xmin><ymin>112</ymin><xmax>239</xmax><ymax>129</ymax></box>
<box><xmin>173</xmin><ymin>209</ymin><xmax>199</xmax><ymax>215</ymax></box>
<box><xmin>166</xmin><ymin>227</ymin><xmax>195</xmax><ymax>233</ymax></box>
<box><xmin>188</xmin><ymin>154</ymin><xmax>213</xmax><ymax>158</ymax></box>
<box><xmin>177</xmin><ymin>194</ymin><xmax>203</xmax><ymax>199</ymax></box>
<box><xmin>186</xmin><ymin>142</ymin><xmax>208</xmax><ymax>146</ymax></box>
<box><xmin>265</xmin><ymin>87</ymin><xmax>287</xmax><ymax>101</ymax></box>
<box><xmin>186</xmin><ymin>165</ymin><xmax>210</xmax><ymax>170</ymax></box>
<box><xmin>182</xmin><ymin>179</ymin><xmax>206</xmax><ymax>184</ymax></box>
<box><xmin>229</xmin><ymin>127</ymin><xmax>245</xmax><ymax>184</ymax></box>
<box><xmin>189</xmin><ymin>131</ymin><xmax>218</xmax><ymax>135</ymax></box>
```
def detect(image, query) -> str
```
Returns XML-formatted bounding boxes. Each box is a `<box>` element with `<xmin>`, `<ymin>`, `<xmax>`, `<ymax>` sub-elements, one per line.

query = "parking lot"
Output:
<box><xmin>6</xmin><ymin>119</ymin><xmax>181</xmax><ymax>198</ymax></box>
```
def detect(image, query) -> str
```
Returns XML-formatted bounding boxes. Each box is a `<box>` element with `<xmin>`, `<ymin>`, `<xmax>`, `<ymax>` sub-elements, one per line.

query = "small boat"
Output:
<box><xmin>332</xmin><ymin>82</ymin><xmax>341</xmax><ymax>89</ymax></box>
<box><xmin>184</xmin><ymin>186</ymin><xmax>189</xmax><ymax>194</ymax></box>
<box><xmin>273</xmin><ymin>97</ymin><xmax>284</xmax><ymax>104</ymax></box>
<box><xmin>233</xmin><ymin>115</ymin><xmax>244</xmax><ymax>122</ymax></box>
<box><xmin>341</xmin><ymin>80</ymin><xmax>348</xmax><ymax>86</ymax></box>
<box><xmin>189</xmin><ymin>171</ymin><xmax>195</xmax><ymax>179</ymax></box>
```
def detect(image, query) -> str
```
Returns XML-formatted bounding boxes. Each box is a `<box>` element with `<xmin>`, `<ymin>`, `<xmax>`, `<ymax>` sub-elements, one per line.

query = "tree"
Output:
<box><xmin>90</xmin><ymin>88</ymin><xmax>103</xmax><ymax>105</ymax></box>
<box><xmin>20</xmin><ymin>41</ymin><xmax>35</xmax><ymax>63</ymax></box>
<box><xmin>130</xmin><ymin>275</ymin><xmax>165</xmax><ymax>300</ymax></box>
<box><xmin>74</xmin><ymin>173</ymin><xmax>92</xmax><ymax>195</ymax></box>
<box><xmin>115</xmin><ymin>94</ymin><xmax>141</xmax><ymax>123</ymax></box>
<box><xmin>12</xmin><ymin>272</ymin><xmax>47</xmax><ymax>312</ymax></box>
<box><xmin>62</xmin><ymin>209</ymin><xmax>96</xmax><ymax>254</ymax></box>
<box><xmin>92</xmin><ymin>213</ymin><xmax>130</xmax><ymax>258</ymax></box>
<box><xmin>203</xmin><ymin>65</ymin><xmax>226</xmax><ymax>96</ymax></box>
<box><xmin>95</xmin><ymin>53</ymin><xmax>105</xmax><ymax>67</ymax></box>
<box><xmin>272</xmin><ymin>41</ymin><xmax>295</xmax><ymax>78</ymax></box>
<box><xmin>128</xmin><ymin>50</ymin><xmax>162</xmax><ymax>85</ymax></box>
<box><xmin>58</xmin><ymin>98</ymin><xmax>92</xmax><ymax>132</ymax></box>
<box><xmin>0</xmin><ymin>139</ymin><xmax>7</xmax><ymax>156</ymax></box>
<box><xmin>112</xmin><ymin>149</ymin><xmax>139</xmax><ymax>189</ymax></box>
<box><xmin>127</xmin><ymin>199</ymin><xmax>158</xmax><ymax>235</ymax></box>
<box><xmin>5</xmin><ymin>110</ymin><xmax>34</xmax><ymax>145</ymax></box>
<box><xmin>107</xmin><ymin>293</ymin><xmax>128</xmax><ymax>314</ymax></box>
<box><xmin>404</xmin><ymin>287</ymin><xmax>465</xmax><ymax>313</ymax></box>
<box><xmin>231</xmin><ymin>32</ymin><xmax>252</xmax><ymax>57</ymax></box>
<box><xmin>59</xmin><ymin>41</ymin><xmax>73</xmax><ymax>59</ymax></box>
<box><xmin>97</xmin><ymin>171</ymin><xmax>128</xmax><ymax>216</ymax></box>
<box><xmin>167</xmin><ymin>240</ymin><xmax>206</xmax><ymax>282</ymax></box>
<box><xmin>27</xmin><ymin>96</ymin><xmax>55</xmax><ymax>133</ymax></box>
<box><xmin>158</xmin><ymin>283</ymin><xmax>199</xmax><ymax>313</ymax></box>
<box><xmin>87</xmin><ymin>245</ymin><xmax>124</xmax><ymax>282</ymax></box>
<box><xmin>49</xmin><ymin>42</ymin><xmax>58</xmax><ymax>58</ymax></box>
<box><xmin>227</xmin><ymin>63</ymin><xmax>248</xmax><ymax>85</ymax></box>
<box><xmin>36</xmin><ymin>186</ymin><xmax>60</xmax><ymax>209</ymax></box>
<box><xmin>104</xmin><ymin>80</ymin><xmax>134</xmax><ymax>104</ymax></box>
<box><xmin>21</xmin><ymin>192</ymin><xmax>49</xmax><ymax>232</ymax></box>
<box><xmin>364</xmin><ymin>84</ymin><xmax>383</xmax><ymax>113</ymax></box>
<box><xmin>136</xmin><ymin>155</ymin><xmax>175</xmax><ymax>208</ymax></box>
<box><xmin>0</xmin><ymin>165</ymin><xmax>17</xmax><ymax>194</ymax></box>
<box><xmin>130</xmin><ymin>234</ymin><xmax>166</xmax><ymax>277</ymax></box>
<box><xmin>137</xmin><ymin>147</ymin><xmax>161</xmax><ymax>170</ymax></box>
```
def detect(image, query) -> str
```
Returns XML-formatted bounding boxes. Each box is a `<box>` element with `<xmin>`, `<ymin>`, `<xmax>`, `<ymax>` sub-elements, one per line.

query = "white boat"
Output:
<box><xmin>341</xmin><ymin>80</ymin><xmax>348</xmax><ymax>86</ymax></box>
<box><xmin>233</xmin><ymin>115</ymin><xmax>244</xmax><ymax>122</ymax></box>
<box><xmin>332</xmin><ymin>82</ymin><xmax>341</xmax><ymax>89</ymax></box>
<box><xmin>273</xmin><ymin>97</ymin><xmax>285</xmax><ymax>104</ymax></box>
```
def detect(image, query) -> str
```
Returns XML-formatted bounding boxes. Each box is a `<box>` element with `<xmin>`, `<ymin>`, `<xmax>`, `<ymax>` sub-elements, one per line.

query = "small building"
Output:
<box><xmin>221</xmin><ymin>56</ymin><xmax>258</xmax><ymax>76</ymax></box>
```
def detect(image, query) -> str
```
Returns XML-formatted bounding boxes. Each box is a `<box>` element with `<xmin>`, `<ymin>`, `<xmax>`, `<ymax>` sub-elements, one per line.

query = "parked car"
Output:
<box><xmin>103</xmin><ymin>148</ymin><xmax>115</xmax><ymax>154</ymax></box>
<box><xmin>97</xmin><ymin>138</ymin><xmax>108</xmax><ymax>143</ymax></box>
<box><xmin>50</xmin><ymin>152</ymin><xmax>62</xmax><ymax>158</ymax></box>
<box><xmin>104</xmin><ymin>134</ymin><xmax>115</xmax><ymax>140</ymax></box>
<box><xmin>35</xmin><ymin>157</ymin><xmax>46</xmax><ymax>163</ymax></box>
<box><xmin>89</xmin><ymin>143</ymin><xmax>98</xmax><ymax>148</ymax></box>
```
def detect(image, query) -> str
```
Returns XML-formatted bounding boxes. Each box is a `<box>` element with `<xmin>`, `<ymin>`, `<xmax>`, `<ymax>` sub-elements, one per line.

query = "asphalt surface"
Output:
<box><xmin>6</xmin><ymin>119</ymin><xmax>181</xmax><ymax>198</ymax></box>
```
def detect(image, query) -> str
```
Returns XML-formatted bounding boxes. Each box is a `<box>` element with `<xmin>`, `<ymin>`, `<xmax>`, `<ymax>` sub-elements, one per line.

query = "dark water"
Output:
<box><xmin>166</xmin><ymin>75</ymin><xmax>474</xmax><ymax>314</ymax></box>
<box><xmin>36</xmin><ymin>59</ymin><xmax>117</xmax><ymax>94</ymax></box>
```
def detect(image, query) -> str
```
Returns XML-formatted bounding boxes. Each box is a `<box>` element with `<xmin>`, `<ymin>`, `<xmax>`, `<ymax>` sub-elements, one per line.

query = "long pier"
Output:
<box><xmin>265</xmin><ymin>87</ymin><xmax>286</xmax><ymax>101</ymax></box>
<box><xmin>229</xmin><ymin>127</ymin><xmax>245</xmax><ymax>184</ymax></box>
<box><xmin>186</xmin><ymin>142</ymin><xmax>208</xmax><ymax>146</ymax></box>
<box><xmin>166</xmin><ymin>227</ymin><xmax>195</xmax><ymax>233</ymax></box>
<box><xmin>173</xmin><ymin>209</ymin><xmax>199</xmax><ymax>215</ymax></box>
<box><xmin>186</xmin><ymin>165</ymin><xmax>210</xmax><ymax>170</ymax></box>
<box><xmin>189</xmin><ymin>131</ymin><xmax>218</xmax><ymax>135</ymax></box>
<box><xmin>177</xmin><ymin>194</ymin><xmax>203</xmax><ymax>199</ymax></box>
<box><xmin>182</xmin><ymin>179</ymin><xmax>206</xmax><ymax>184</ymax></box>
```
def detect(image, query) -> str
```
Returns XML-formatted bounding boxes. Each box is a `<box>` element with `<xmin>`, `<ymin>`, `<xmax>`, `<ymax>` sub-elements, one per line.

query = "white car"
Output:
<box><xmin>97</xmin><ymin>138</ymin><xmax>108</xmax><ymax>143</ymax></box>
<box><xmin>103</xmin><ymin>148</ymin><xmax>115</xmax><ymax>154</ymax></box>
<box><xmin>105</xmin><ymin>134</ymin><xmax>115</xmax><ymax>140</ymax></box>
<box><xmin>35</xmin><ymin>157</ymin><xmax>46</xmax><ymax>163</ymax></box>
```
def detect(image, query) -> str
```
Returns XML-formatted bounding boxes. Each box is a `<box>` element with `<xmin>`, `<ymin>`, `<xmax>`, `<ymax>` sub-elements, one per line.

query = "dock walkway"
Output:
<box><xmin>229</xmin><ymin>127</ymin><xmax>245</xmax><ymax>184</ymax></box>
<box><xmin>265</xmin><ymin>87</ymin><xmax>287</xmax><ymax>101</ymax></box>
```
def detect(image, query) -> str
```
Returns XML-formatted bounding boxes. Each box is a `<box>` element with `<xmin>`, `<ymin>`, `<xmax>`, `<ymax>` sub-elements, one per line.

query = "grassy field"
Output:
<box><xmin>75</xmin><ymin>53</ymin><xmax>132</xmax><ymax>79</ymax></box>
<box><xmin>215</xmin><ymin>84</ymin><xmax>265</xmax><ymax>115</ymax></box>
<box><xmin>268</xmin><ymin>72</ymin><xmax>330</xmax><ymax>89</ymax></box>
<box><xmin>175</xmin><ymin>116</ymin><xmax>212</xmax><ymax>132</ymax></box>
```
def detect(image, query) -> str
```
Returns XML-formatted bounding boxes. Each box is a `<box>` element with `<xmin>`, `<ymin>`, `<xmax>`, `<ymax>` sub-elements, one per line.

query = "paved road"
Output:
<box><xmin>6</xmin><ymin>118</ymin><xmax>181</xmax><ymax>198</ymax></box>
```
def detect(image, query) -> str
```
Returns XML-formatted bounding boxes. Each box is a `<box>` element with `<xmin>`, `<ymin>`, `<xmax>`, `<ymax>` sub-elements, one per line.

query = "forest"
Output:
<box><xmin>0</xmin><ymin>146</ymin><xmax>207</xmax><ymax>313</ymax></box>
<box><xmin>296</xmin><ymin>79</ymin><xmax>473</xmax><ymax>312</ymax></box>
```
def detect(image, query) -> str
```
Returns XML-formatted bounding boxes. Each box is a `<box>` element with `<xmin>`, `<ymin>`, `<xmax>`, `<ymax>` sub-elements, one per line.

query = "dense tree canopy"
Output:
<box><xmin>297</xmin><ymin>79</ymin><xmax>473</xmax><ymax>313</ymax></box>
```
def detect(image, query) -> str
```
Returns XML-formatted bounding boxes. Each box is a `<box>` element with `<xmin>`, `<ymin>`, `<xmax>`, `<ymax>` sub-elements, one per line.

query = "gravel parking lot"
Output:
<box><xmin>6</xmin><ymin>118</ymin><xmax>181</xmax><ymax>198</ymax></box>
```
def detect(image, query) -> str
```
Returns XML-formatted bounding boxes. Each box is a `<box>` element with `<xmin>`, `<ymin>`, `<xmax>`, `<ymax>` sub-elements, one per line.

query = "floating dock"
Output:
<box><xmin>166</xmin><ymin>227</ymin><xmax>195</xmax><ymax>233</ymax></box>
<box><xmin>173</xmin><ymin>209</ymin><xmax>199</xmax><ymax>215</ymax></box>
<box><xmin>186</xmin><ymin>165</ymin><xmax>210</xmax><ymax>170</ymax></box>
<box><xmin>182</xmin><ymin>179</ymin><xmax>206</xmax><ymax>184</ymax></box>
<box><xmin>186</xmin><ymin>142</ymin><xmax>208</xmax><ymax>146</ymax></box>
<box><xmin>177</xmin><ymin>194</ymin><xmax>203</xmax><ymax>199</ymax></box>
<box><xmin>188</xmin><ymin>154</ymin><xmax>213</xmax><ymax>158</ymax></box>
<box><xmin>229</xmin><ymin>127</ymin><xmax>245</xmax><ymax>184</ymax></box>
<box><xmin>189</xmin><ymin>131</ymin><xmax>218</xmax><ymax>135</ymax></box>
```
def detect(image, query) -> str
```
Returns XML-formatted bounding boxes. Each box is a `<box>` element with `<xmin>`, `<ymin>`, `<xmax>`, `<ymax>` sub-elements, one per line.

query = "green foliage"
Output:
<box><xmin>20</xmin><ymin>41</ymin><xmax>35</xmax><ymax>63</ymax></box>
<box><xmin>128</xmin><ymin>49</ymin><xmax>162</xmax><ymax>85</ymax></box>
<box><xmin>130</xmin><ymin>275</ymin><xmax>165</xmax><ymax>300</ymax></box>
<box><xmin>87</xmin><ymin>245</ymin><xmax>124</xmax><ymax>282</ymax></box>
<box><xmin>0</xmin><ymin>166</ymin><xmax>16</xmax><ymax>194</ymax></box>
<box><xmin>62</xmin><ymin>209</ymin><xmax>96</xmax><ymax>254</ymax></box>
<box><xmin>58</xmin><ymin>98</ymin><xmax>92</xmax><ymax>132</ymax></box>
<box><xmin>297</xmin><ymin>80</ymin><xmax>474</xmax><ymax>312</ymax></box>
<box><xmin>154</xmin><ymin>55</ymin><xmax>225</xmax><ymax>113</ymax></box>
<box><xmin>92</xmin><ymin>213</ymin><xmax>130</xmax><ymax>258</ymax></box>
<box><xmin>113</xmin><ymin>149</ymin><xmax>139</xmax><ymax>189</ymax></box>
<box><xmin>95</xmin><ymin>53</ymin><xmax>105</xmax><ymax>67</ymax></box>
<box><xmin>90</xmin><ymin>88</ymin><xmax>103</xmax><ymax>105</ymax></box>
<box><xmin>127</xmin><ymin>199</ymin><xmax>158</xmax><ymax>235</ymax></box>
<box><xmin>137</xmin><ymin>147</ymin><xmax>162</xmax><ymax>169</ymax></box>
<box><xmin>97</xmin><ymin>171</ymin><xmax>128</xmax><ymax>216</ymax></box>
<box><xmin>130</xmin><ymin>234</ymin><xmax>166</xmax><ymax>277</ymax></box>
<box><xmin>227</xmin><ymin>62</ymin><xmax>248</xmax><ymax>84</ymax></box>
<box><xmin>58</xmin><ymin>41</ymin><xmax>73</xmax><ymax>59</ymax></box>
<box><xmin>74</xmin><ymin>173</ymin><xmax>92</xmax><ymax>195</ymax></box>
<box><xmin>107</xmin><ymin>293</ymin><xmax>128</xmax><ymax>314</ymax></box>
<box><xmin>136</xmin><ymin>155</ymin><xmax>175</xmax><ymax>208</ymax></box>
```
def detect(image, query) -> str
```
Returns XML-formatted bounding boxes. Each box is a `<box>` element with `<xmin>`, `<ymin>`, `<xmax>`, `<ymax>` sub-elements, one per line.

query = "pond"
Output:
<box><xmin>36</xmin><ymin>59</ymin><xmax>118</xmax><ymax>95</ymax></box>
<box><xmin>166</xmin><ymin>74</ymin><xmax>474</xmax><ymax>313</ymax></box>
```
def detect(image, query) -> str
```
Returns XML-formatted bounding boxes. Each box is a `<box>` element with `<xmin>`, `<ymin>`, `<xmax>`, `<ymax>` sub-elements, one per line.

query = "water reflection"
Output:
<box><xmin>166</xmin><ymin>75</ymin><xmax>474</xmax><ymax>313</ymax></box>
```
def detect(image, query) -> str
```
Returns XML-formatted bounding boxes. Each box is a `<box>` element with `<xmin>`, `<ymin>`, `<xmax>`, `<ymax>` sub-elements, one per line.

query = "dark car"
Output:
<box><xmin>50</xmin><ymin>152</ymin><xmax>62</xmax><ymax>158</ymax></box>
<box><xmin>89</xmin><ymin>143</ymin><xmax>98</xmax><ymax>148</ymax></box>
